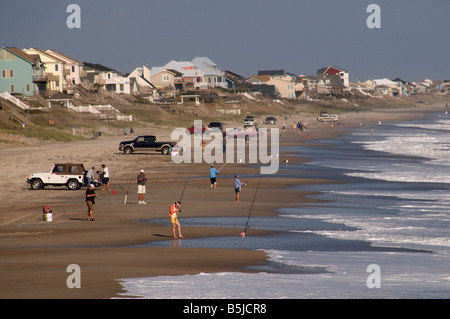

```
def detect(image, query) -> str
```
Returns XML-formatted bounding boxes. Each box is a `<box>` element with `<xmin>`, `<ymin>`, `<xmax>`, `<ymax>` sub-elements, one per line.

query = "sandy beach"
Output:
<box><xmin>0</xmin><ymin>103</ymin><xmax>445</xmax><ymax>299</ymax></box>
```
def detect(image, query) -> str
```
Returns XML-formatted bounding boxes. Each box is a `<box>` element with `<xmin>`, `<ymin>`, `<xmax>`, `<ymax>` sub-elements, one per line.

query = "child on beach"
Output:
<box><xmin>169</xmin><ymin>201</ymin><xmax>183</xmax><ymax>239</ymax></box>
<box><xmin>234</xmin><ymin>175</ymin><xmax>246</xmax><ymax>202</ymax></box>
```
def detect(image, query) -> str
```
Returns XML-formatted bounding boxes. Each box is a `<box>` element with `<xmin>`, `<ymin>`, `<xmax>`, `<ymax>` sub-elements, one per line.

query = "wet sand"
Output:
<box><xmin>0</xmin><ymin>104</ymin><xmax>444</xmax><ymax>299</ymax></box>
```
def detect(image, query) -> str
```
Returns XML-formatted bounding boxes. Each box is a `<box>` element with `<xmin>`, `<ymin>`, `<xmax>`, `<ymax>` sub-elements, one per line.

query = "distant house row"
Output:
<box><xmin>0</xmin><ymin>46</ymin><xmax>446</xmax><ymax>101</ymax></box>
<box><xmin>0</xmin><ymin>47</ymin><xmax>229</xmax><ymax>98</ymax></box>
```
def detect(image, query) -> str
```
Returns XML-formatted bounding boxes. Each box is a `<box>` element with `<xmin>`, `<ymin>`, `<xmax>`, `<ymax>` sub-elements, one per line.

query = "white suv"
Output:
<box><xmin>27</xmin><ymin>163</ymin><xmax>88</xmax><ymax>190</ymax></box>
<box><xmin>243</xmin><ymin>116</ymin><xmax>255</xmax><ymax>127</ymax></box>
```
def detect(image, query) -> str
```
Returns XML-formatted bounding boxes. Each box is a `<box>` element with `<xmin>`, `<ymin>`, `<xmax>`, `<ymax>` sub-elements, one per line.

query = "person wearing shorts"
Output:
<box><xmin>85</xmin><ymin>184</ymin><xmax>97</xmax><ymax>221</ymax></box>
<box><xmin>234</xmin><ymin>174</ymin><xmax>246</xmax><ymax>202</ymax></box>
<box><xmin>137</xmin><ymin>169</ymin><xmax>148</xmax><ymax>204</ymax></box>
<box><xmin>209</xmin><ymin>164</ymin><xmax>220</xmax><ymax>189</ymax></box>
<box><xmin>169</xmin><ymin>201</ymin><xmax>183</xmax><ymax>238</ymax></box>
<box><xmin>101</xmin><ymin>164</ymin><xmax>110</xmax><ymax>191</ymax></box>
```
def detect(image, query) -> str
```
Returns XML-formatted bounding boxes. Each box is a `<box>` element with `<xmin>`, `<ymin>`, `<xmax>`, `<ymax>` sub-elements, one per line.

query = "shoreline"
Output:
<box><xmin>0</xmin><ymin>103</ymin><xmax>446</xmax><ymax>299</ymax></box>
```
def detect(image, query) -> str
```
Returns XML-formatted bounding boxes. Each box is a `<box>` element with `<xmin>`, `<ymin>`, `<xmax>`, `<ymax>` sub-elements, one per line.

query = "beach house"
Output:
<box><xmin>0</xmin><ymin>47</ymin><xmax>45</xmax><ymax>96</ymax></box>
<box><xmin>317</xmin><ymin>66</ymin><xmax>349</xmax><ymax>89</ymax></box>
<box><xmin>44</xmin><ymin>49</ymin><xmax>84</xmax><ymax>92</ymax></box>
<box><xmin>23</xmin><ymin>48</ymin><xmax>66</xmax><ymax>94</ymax></box>
<box><xmin>83</xmin><ymin>62</ymin><xmax>131</xmax><ymax>94</ymax></box>
<box><xmin>366</xmin><ymin>78</ymin><xmax>401</xmax><ymax>96</ymax></box>
<box><xmin>191</xmin><ymin>57</ymin><xmax>227</xmax><ymax>89</ymax></box>
<box><xmin>127</xmin><ymin>65</ymin><xmax>157</xmax><ymax>95</ymax></box>
<box><xmin>251</xmin><ymin>70</ymin><xmax>297</xmax><ymax>99</ymax></box>
<box><xmin>150</xmin><ymin>60</ymin><xmax>201</xmax><ymax>90</ymax></box>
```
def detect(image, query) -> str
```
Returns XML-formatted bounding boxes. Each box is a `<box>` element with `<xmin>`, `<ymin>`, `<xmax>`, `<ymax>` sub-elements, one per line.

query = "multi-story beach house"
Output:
<box><xmin>127</xmin><ymin>65</ymin><xmax>157</xmax><ymax>95</ymax></box>
<box><xmin>0</xmin><ymin>47</ymin><xmax>45</xmax><ymax>96</ymax></box>
<box><xmin>44</xmin><ymin>49</ymin><xmax>84</xmax><ymax>92</ymax></box>
<box><xmin>191</xmin><ymin>57</ymin><xmax>227</xmax><ymax>89</ymax></box>
<box><xmin>151</xmin><ymin>60</ymin><xmax>202</xmax><ymax>91</ymax></box>
<box><xmin>150</xmin><ymin>57</ymin><xmax>227</xmax><ymax>90</ymax></box>
<box><xmin>251</xmin><ymin>70</ymin><xmax>297</xmax><ymax>99</ymax></box>
<box><xmin>83</xmin><ymin>62</ymin><xmax>131</xmax><ymax>94</ymax></box>
<box><xmin>317</xmin><ymin>66</ymin><xmax>349</xmax><ymax>89</ymax></box>
<box><xmin>23</xmin><ymin>48</ymin><xmax>66</xmax><ymax>94</ymax></box>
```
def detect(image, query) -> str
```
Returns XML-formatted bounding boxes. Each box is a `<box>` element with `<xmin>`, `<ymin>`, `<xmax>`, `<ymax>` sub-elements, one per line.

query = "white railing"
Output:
<box><xmin>68</xmin><ymin>105</ymin><xmax>102</xmax><ymax>114</ymax></box>
<box><xmin>0</xmin><ymin>92</ymin><xmax>30</xmax><ymax>110</ymax></box>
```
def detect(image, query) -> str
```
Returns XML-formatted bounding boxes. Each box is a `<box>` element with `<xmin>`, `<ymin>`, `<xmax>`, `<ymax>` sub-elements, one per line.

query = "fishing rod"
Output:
<box><xmin>124</xmin><ymin>154</ymin><xmax>140</xmax><ymax>204</ymax></box>
<box><xmin>179</xmin><ymin>163</ymin><xmax>196</xmax><ymax>203</ymax></box>
<box><xmin>241</xmin><ymin>175</ymin><xmax>262</xmax><ymax>238</ymax></box>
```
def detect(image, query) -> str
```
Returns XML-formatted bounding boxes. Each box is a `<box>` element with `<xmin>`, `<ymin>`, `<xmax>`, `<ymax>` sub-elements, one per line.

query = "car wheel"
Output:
<box><xmin>67</xmin><ymin>179</ymin><xmax>80</xmax><ymax>190</ymax></box>
<box><xmin>124</xmin><ymin>146</ymin><xmax>133</xmax><ymax>154</ymax></box>
<box><xmin>161</xmin><ymin>146</ymin><xmax>170</xmax><ymax>155</ymax></box>
<box><xmin>30</xmin><ymin>179</ymin><xmax>44</xmax><ymax>190</ymax></box>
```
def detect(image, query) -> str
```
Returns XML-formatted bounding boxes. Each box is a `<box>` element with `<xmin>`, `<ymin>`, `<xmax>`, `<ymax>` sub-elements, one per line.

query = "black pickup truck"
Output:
<box><xmin>119</xmin><ymin>135</ymin><xmax>176</xmax><ymax>155</ymax></box>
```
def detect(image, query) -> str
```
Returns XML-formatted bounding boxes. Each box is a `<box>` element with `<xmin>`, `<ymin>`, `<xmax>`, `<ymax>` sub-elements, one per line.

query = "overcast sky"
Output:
<box><xmin>1</xmin><ymin>0</ymin><xmax>449</xmax><ymax>82</ymax></box>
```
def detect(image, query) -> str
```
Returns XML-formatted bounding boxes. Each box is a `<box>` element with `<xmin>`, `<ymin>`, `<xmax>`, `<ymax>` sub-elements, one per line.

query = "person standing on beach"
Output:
<box><xmin>210</xmin><ymin>164</ymin><xmax>220</xmax><ymax>189</ymax></box>
<box><xmin>137</xmin><ymin>169</ymin><xmax>148</xmax><ymax>204</ymax></box>
<box><xmin>101</xmin><ymin>164</ymin><xmax>110</xmax><ymax>191</ymax></box>
<box><xmin>234</xmin><ymin>174</ymin><xmax>246</xmax><ymax>202</ymax></box>
<box><xmin>169</xmin><ymin>201</ymin><xmax>183</xmax><ymax>238</ymax></box>
<box><xmin>86</xmin><ymin>166</ymin><xmax>95</xmax><ymax>186</ymax></box>
<box><xmin>86</xmin><ymin>184</ymin><xmax>97</xmax><ymax>221</ymax></box>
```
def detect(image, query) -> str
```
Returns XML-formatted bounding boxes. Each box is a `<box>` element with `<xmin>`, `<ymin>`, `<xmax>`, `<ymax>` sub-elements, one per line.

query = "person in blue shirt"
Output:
<box><xmin>234</xmin><ymin>174</ymin><xmax>246</xmax><ymax>202</ymax></box>
<box><xmin>209</xmin><ymin>164</ymin><xmax>220</xmax><ymax>189</ymax></box>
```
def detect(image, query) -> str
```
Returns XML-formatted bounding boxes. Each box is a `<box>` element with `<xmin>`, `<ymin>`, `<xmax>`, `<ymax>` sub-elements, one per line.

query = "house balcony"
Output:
<box><xmin>174</xmin><ymin>78</ymin><xmax>193</xmax><ymax>84</ymax></box>
<box><xmin>33</xmin><ymin>74</ymin><xmax>48</xmax><ymax>82</ymax></box>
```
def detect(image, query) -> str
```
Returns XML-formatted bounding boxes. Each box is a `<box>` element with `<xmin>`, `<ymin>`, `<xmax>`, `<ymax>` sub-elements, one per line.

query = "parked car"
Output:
<box><xmin>243</xmin><ymin>116</ymin><xmax>255</xmax><ymax>127</ymax></box>
<box><xmin>187</xmin><ymin>124</ymin><xmax>207</xmax><ymax>135</ymax></box>
<box><xmin>119</xmin><ymin>135</ymin><xmax>176</xmax><ymax>155</ymax></box>
<box><xmin>317</xmin><ymin>114</ymin><xmax>338</xmax><ymax>122</ymax></box>
<box><xmin>207</xmin><ymin>122</ymin><xmax>223</xmax><ymax>131</ymax></box>
<box><xmin>264</xmin><ymin>116</ymin><xmax>277</xmax><ymax>125</ymax></box>
<box><xmin>27</xmin><ymin>163</ymin><xmax>87</xmax><ymax>190</ymax></box>
<box><xmin>225</xmin><ymin>128</ymin><xmax>258</xmax><ymax>141</ymax></box>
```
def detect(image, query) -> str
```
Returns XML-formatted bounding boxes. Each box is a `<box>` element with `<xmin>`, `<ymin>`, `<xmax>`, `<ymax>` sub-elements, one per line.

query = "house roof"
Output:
<box><xmin>23</xmin><ymin>48</ymin><xmax>66</xmax><ymax>64</ymax></box>
<box><xmin>45</xmin><ymin>49</ymin><xmax>82</xmax><ymax>65</ymax></box>
<box><xmin>258</xmin><ymin>70</ymin><xmax>285</xmax><ymax>76</ymax></box>
<box><xmin>150</xmin><ymin>68</ymin><xmax>184</xmax><ymax>78</ymax></box>
<box><xmin>372</xmin><ymin>78</ymin><xmax>398</xmax><ymax>86</ymax></box>
<box><xmin>83</xmin><ymin>62</ymin><xmax>118</xmax><ymax>73</ymax></box>
<box><xmin>225</xmin><ymin>70</ymin><xmax>244</xmax><ymax>79</ymax></box>
<box><xmin>191</xmin><ymin>57</ymin><xmax>223</xmax><ymax>76</ymax></box>
<box><xmin>2</xmin><ymin>47</ymin><xmax>40</xmax><ymax>65</ymax></box>
<box><xmin>250</xmin><ymin>75</ymin><xmax>271</xmax><ymax>82</ymax></box>
<box><xmin>317</xmin><ymin>66</ymin><xmax>348</xmax><ymax>75</ymax></box>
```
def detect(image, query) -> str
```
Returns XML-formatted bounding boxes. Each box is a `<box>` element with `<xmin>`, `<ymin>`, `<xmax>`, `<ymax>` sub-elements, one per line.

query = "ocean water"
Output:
<box><xmin>118</xmin><ymin>112</ymin><xmax>450</xmax><ymax>299</ymax></box>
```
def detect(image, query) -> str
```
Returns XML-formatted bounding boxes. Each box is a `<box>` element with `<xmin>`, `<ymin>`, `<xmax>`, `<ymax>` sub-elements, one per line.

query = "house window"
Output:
<box><xmin>72</xmin><ymin>66</ymin><xmax>75</xmax><ymax>73</ymax></box>
<box><xmin>26</xmin><ymin>84</ymin><xmax>30</xmax><ymax>92</ymax></box>
<box><xmin>163</xmin><ymin>75</ymin><xmax>170</xmax><ymax>81</ymax></box>
<box><xmin>2</xmin><ymin>70</ymin><xmax>14</xmax><ymax>78</ymax></box>
<box><xmin>10</xmin><ymin>85</ymin><xmax>14</xmax><ymax>92</ymax></box>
